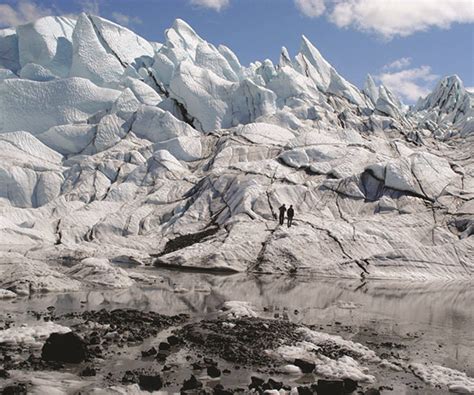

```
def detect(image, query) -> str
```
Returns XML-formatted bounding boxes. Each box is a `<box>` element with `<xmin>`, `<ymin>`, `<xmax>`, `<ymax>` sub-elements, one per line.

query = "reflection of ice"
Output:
<box><xmin>1</xmin><ymin>271</ymin><xmax>473</xmax><ymax>376</ymax></box>
<box><xmin>336</xmin><ymin>301</ymin><xmax>360</xmax><ymax>309</ymax></box>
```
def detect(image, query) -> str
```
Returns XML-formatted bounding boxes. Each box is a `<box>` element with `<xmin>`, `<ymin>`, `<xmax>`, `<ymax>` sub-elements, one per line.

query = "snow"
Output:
<box><xmin>0</xmin><ymin>321</ymin><xmax>70</xmax><ymax>346</ymax></box>
<box><xmin>410</xmin><ymin>363</ymin><xmax>474</xmax><ymax>394</ymax></box>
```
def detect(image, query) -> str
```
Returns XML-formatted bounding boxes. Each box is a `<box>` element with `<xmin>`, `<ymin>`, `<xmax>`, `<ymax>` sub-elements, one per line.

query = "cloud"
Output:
<box><xmin>78</xmin><ymin>0</ymin><xmax>100</xmax><ymax>15</ymax></box>
<box><xmin>377</xmin><ymin>65</ymin><xmax>439</xmax><ymax>102</ymax></box>
<box><xmin>0</xmin><ymin>0</ymin><xmax>52</xmax><ymax>27</ymax></box>
<box><xmin>111</xmin><ymin>12</ymin><xmax>142</xmax><ymax>26</ymax></box>
<box><xmin>328</xmin><ymin>0</ymin><xmax>474</xmax><ymax>39</ymax></box>
<box><xmin>294</xmin><ymin>0</ymin><xmax>326</xmax><ymax>17</ymax></box>
<box><xmin>382</xmin><ymin>57</ymin><xmax>412</xmax><ymax>71</ymax></box>
<box><xmin>189</xmin><ymin>0</ymin><xmax>230</xmax><ymax>12</ymax></box>
<box><xmin>466</xmin><ymin>87</ymin><xmax>474</xmax><ymax>93</ymax></box>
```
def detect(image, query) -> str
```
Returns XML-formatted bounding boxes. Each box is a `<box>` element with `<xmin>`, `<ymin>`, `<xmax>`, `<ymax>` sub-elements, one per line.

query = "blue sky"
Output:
<box><xmin>1</xmin><ymin>0</ymin><xmax>473</xmax><ymax>102</ymax></box>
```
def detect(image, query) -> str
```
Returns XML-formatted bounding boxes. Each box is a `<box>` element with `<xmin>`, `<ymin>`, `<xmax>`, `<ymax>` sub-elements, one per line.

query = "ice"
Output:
<box><xmin>132</xmin><ymin>105</ymin><xmax>199</xmax><ymax>143</ymax></box>
<box><xmin>363</xmin><ymin>74</ymin><xmax>379</xmax><ymax>105</ymax></box>
<box><xmin>410</xmin><ymin>363</ymin><xmax>474</xmax><ymax>393</ymax></box>
<box><xmin>220</xmin><ymin>301</ymin><xmax>259</xmax><ymax>318</ymax></box>
<box><xmin>0</xmin><ymin>15</ymin><xmax>471</xmax><ymax>281</ymax></box>
<box><xmin>70</xmin><ymin>13</ymin><xmax>125</xmax><ymax>85</ymax></box>
<box><xmin>88</xmin><ymin>15</ymin><xmax>154</xmax><ymax>66</ymax></box>
<box><xmin>0</xmin><ymin>289</ymin><xmax>17</xmax><ymax>299</ymax></box>
<box><xmin>0</xmin><ymin>255</ymin><xmax>81</xmax><ymax>296</ymax></box>
<box><xmin>37</xmin><ymin>124</ymin><xmax>96</xmax><ymax>155</ymax></box>
<box><xmin>0</xmin><ymin>322</ymin><xmax>70</xmax><ymax>346</ymax></box>
<box><xmin>296</xmin><ymin>35</ymin><xmax>333</xmax><ymax>91</ymax></box>
<box><xmin>16</xmin><ymin>16</ymin><xmax>76</xmax><ymax>77</ymax></box>
<box><xmin>67</xmin><ymin>257</ymin><xmax>135</xmax><ymax>288</ymax></box>
<box><xmin>0</xmin><ymin>28</ymin><xmax>20</xmax><ymax>72</ymax></box>
<box><xmin>0</xmin><ymin>77</ymin><xmax>120</xmax><ymax>135</ymax></box>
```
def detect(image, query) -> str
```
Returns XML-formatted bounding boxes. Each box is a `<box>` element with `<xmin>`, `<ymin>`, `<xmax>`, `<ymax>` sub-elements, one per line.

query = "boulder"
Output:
<box><xmin>41</xmin><ymin>332</ymin><xmax>88</xmax><ymax>363</ymax></box>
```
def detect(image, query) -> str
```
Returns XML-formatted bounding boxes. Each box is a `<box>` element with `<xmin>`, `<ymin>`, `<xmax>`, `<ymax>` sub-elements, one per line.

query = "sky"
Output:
<box><xmin>0</xmin><ymin>0</ymin><xmax>473</xmax><ymax>103</ymax></box>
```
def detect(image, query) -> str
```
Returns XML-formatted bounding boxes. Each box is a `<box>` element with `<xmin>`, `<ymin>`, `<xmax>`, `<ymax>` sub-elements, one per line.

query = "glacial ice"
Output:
<box><xmin>0</xmin><ymin>14</ymin><xmax>471</xmax><ymax>285</ymax></box>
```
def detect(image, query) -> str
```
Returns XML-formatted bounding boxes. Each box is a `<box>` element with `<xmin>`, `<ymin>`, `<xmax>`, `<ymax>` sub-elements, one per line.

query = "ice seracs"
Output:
<box><xmin>0</xmin><ymin>14</ymin><xmax>472</xmax><ymax>281</ymax></box>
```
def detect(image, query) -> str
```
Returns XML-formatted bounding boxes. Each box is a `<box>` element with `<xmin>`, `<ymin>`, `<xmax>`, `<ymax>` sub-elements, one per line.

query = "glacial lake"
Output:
<box><xmin>2</xmin><ymin>269</ymin><xmax>473</xmax><ymax>374</ymax></box>
<box><xmin>1</xmin><ymin>269</ymin><xmax>473</xmax><ymax>394</ymax></box>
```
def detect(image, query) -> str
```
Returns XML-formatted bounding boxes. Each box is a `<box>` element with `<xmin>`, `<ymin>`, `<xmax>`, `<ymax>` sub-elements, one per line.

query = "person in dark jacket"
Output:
<box><xmin>278</xmin><ymin>204</ymin><xmax>286</xmax><ymax>226</ymax></box>
<box><xmin>287</xmin><ymin>205</ymin><xmax>294</xmax><ymax>228</ymax></box>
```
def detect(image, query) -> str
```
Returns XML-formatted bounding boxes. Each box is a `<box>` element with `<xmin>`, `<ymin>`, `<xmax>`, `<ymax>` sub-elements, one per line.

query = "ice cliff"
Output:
<box><xmin>0</xmin><ymin>14</ymin><xmax>473</xmax><ymax>288</ymax></box>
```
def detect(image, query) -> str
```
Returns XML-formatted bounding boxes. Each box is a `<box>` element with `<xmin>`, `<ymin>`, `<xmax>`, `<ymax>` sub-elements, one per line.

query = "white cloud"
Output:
<box><xmin>111</xmin><ymin>12</ymin><xmax>142</xmax><ymax>26</ymax></box>
<box><xmin>383</xmin><ymin>57</ymin><xmax>412</xmax><ymax>71</ymax></box>
<box><xmin>466</xmin><ymin>87</ymin><xmax>474</xmax><ymax>93</ymax></box>
<box><xmin>377</xmin><ymin>65</ymin><xmax>439</xmax><ymax>102</ymax></box>
<box><xmin>294</xmin><ymin>0</ymin><xmax>326</xmax><ymax>17</ymax></box>
<box><xmin>0</xmin><ymin>0</ymin><xmax>52</xmax><ymax>27</ymax></box>
<box><xmin>189</xmin><ymin>0</ymin><xmax>230</xmax><ymax>12</ymax></box>
<box><xmin>78</xmin><ymin>0</ymin><xmax>100</xmax><ymax>15</ymax></box>
<box><xmin>328</xmin><ymin>0</ymin><xmax>474</xmax><ymax>39</ymax></box>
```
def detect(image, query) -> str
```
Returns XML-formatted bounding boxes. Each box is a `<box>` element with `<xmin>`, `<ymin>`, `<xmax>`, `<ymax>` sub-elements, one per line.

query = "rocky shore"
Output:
<box><xmin>1</xmin><ymin>301</ymin><xmax>471</xmax><ymax>394</ymax></box>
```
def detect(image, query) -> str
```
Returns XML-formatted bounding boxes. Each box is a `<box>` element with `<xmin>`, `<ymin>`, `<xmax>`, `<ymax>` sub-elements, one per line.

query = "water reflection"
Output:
<box><xmin>2</xmin><ymin>271</ymin><xmax>473</xmax><ymax>372</ymax></box>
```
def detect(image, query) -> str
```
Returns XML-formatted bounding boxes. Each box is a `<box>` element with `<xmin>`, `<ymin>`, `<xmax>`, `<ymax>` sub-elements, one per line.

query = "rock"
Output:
<box><xmin>138</xmin><ymin>374</ymin><xmax>163</xmax><ymax>391</ymax></box>
<box><xmin>122</xmin><ymin>370</ymin><xmax>138</xmax><ymax>384</ymax></box>
<box><xmin>167</xmin><ymin>335</ymin><xmax>180</xmax><ymax>346</ymax></box>
<box><xmin>141</xmin><ymin>346</ymin><xmax>157</xmax><ymax>357</ymax></box>
<box><xmin>207</xmin><ymin>365</ymin><xmax>221</xmax><ymax>378</ymax></box>
<box><xmin>213</xmin><ymin>384</ymin><xmax>233</xmax><ymax>395</ymax></box>
<box><xmin>249</xmin><ymin>376</ymin><xmax>265</xmax><ymax>390</ymax></box>
<box><xmin>181</xmin><ymin>375</ymin><xmax>203</xmax><ymax>392</ymax></box>
<box><xmin>1</xmin><ymin>384</ymin><xmax>28</xmax><ymax>395</ymax></box>
<box><xmin>294</xmin><ymin>358</ymin><xmax>315</xmax><ymax>373</ymax></box>
<box><xmin>0</xmin><ymin>369</ymin><xmax>10</xmax><ymax>378</ymax></box>
<box><xmin>41</xmin><ymin>332</ymin><xmax>87</xmax><ymax>363</ymax></box>
<box><xmin>80</xmin><ymin>366</ymin><xmax>96</xmax><ymax>377</ymax></box>
<box><xmin>343</xmin><ymin>378</ymin><xmax>358</xmax><ymax>392</ymax></box>
<box><xmin>156</xmin><ymin>352</ymin><xmax>167</xmax><ymax>362</ymax></box>
<box><xmin>364</xmin><ymin>389</ymin><xmax>381</xmax><ymax>395</ymax></box>
<box><xmin>158</xmin><ymin>341</ymin><xmax>170</xmax><ymax>351</ymax></box>
<box><xmin>317</xmin><ymin>379</ymin><xmax>345</xmax><ymax>395</ymax></box>
<box><xmin>263</xmin><ymin>378</ymin><xmax>283</xmax><ymax>390</ymax></box>
<box><xmin>297</xmin><ymin>386</ymin><xmax>313</xmax><ymax>395</ymax></box>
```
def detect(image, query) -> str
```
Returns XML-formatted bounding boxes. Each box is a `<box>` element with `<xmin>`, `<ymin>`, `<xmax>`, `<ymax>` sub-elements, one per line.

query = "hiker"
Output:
<box><xmin>287</xmin><ymin>205</ymin><xmax>294</xmax><ymax>228</ymax></box>
<box><xmin>278</xmin><ymin>204</ymin><xmax>286</xmax><ymax>226</ymax></box>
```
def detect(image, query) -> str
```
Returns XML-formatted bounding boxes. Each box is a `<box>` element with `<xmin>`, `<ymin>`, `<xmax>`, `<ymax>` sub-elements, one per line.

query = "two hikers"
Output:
<box><xmin>278</xmin><ymin>204</ymin><xmax>294</xmax><ymax>228</ymax></box>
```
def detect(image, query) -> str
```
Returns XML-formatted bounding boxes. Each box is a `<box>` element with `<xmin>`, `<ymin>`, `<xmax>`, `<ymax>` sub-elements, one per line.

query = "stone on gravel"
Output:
<box><xmin>1</xmin><ymin>384</ymin><xmax>28</xmax><ymax>395</ymax></box>
<box><xmin>181</xmin><ymin>374</ymin><xmax>203</xmax><ymax>392</ymax></box>
<box><xmin>207</xmin><ymin>365</ymin><xmax>221</xmax><ymax>378</ymax></box>
<box><xmin>317</xmin><ymin>379</ymin><xmax>345</xmax><ymax>395</ymax></box>
<box><xmin>80</xmin><ymin>366</ymin><xmax>96</xmax><ymax>376</ymax></box>
<box><xmin>138</xmin><ymin>374</ymin><xmax>163</xmax><ymax>391</ymax></box>
<box><xmin>141</xmin><ymin>346</ymin><xmax>157</xmax><ymax>357</ymax></box>
<box><xmin>294</xmin><ymin>358</ymin><xmax>315</xmax><ymax>373</ymax></box>
<box><xmin>41</xmin><ymin>332</ymin><xmax>87</xmax><ymax>363</ymax></box>
<box><xmin>344</xmin><ymin>378</ymin><xmax>358</xmax><ymax>392</ymax></box>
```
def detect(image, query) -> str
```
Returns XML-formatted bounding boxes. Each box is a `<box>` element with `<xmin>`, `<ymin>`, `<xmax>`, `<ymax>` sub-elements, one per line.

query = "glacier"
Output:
<box><xmin>0</xmin><ymin>13</ymin><xmax>473</xmax><ymax>296</ymax></box>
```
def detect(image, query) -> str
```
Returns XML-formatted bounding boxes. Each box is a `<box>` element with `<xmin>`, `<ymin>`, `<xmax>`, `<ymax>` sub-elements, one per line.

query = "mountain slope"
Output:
<box><xmin>0</xmin><ymin>14</ymin><xmax>472</xmax><ymax>286</ymax></box>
